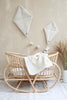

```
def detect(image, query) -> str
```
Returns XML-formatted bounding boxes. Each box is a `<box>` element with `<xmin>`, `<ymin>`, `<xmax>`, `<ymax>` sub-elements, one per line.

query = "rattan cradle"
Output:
<box><xmin>4</xmin><ymin>52</ymin><xmax>61</xmax><ymax>93</ymax></box>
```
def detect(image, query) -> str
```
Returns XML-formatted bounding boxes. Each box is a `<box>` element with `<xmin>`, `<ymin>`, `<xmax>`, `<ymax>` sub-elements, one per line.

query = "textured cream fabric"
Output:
<box><xmin>24</xmin><ymin>52</ymin><xmax>53</xmax><ymax>75</ymax></box>
<box><xmin>11</xmin><ymin>68</ymin><xmax>23</xmax><ymax>76</ymax></box>
<box><xmin>44</xmin><ymin>21</ymin><xmax>58</xmax><ymax>43</ymax></box>
<box><xmin>13</xmin><ymin>5</ymin><xmax>33</xmax><ymax>36</ymax></box>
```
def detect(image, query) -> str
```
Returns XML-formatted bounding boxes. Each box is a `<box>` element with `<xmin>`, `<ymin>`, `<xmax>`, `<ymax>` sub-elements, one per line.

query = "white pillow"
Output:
<box><xmin>11</xmin><ymin>68</ymin><xmax>23</xmax><ymax>76</ymax></box>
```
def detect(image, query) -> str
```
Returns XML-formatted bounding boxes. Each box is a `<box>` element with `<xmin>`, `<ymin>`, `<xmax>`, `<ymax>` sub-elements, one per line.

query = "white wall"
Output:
<box><xmin>0</xmin><ymin>0</ymin><xmax>67</xmax><ymax>78</ymax></box>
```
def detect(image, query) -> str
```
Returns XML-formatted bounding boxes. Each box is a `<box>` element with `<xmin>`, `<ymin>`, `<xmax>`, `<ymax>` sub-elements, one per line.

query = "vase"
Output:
<box><xmin>63</xmin><ymin>70</ymin><xmax>67</xmax><ymax>82</ymax></box>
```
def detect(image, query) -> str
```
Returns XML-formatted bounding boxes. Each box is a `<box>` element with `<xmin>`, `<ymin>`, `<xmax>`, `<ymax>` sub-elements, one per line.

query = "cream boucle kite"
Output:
<box><xmin>13</xmin><ymin>5</ymin><xmax>33</xmax><ymax>36</ymax></box>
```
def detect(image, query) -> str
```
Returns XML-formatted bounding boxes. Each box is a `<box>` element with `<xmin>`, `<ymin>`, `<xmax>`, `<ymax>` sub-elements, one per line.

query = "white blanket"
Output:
<box><xmin>24</xmin><ymin>53</ymin><xmax>53</xmax><ymax>75</ymax></box>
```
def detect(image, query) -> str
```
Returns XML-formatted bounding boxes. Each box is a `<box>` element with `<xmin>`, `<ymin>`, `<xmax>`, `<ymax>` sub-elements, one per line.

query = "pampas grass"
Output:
<box><xmin>56</xmin><ymin>41</ymin><xmax>67</xmax><ymax>70</ymax></box>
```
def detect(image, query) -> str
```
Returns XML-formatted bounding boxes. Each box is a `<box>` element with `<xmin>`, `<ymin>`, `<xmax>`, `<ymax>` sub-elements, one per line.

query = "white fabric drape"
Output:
<box><xmin>24</xmin><ymin>52</ymin><xmax>53</xmax><ymax>75</ymax></box>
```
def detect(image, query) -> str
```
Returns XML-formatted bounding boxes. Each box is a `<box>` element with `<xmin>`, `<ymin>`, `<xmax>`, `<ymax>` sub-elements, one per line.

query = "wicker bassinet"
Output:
<box><xmin>4</xmin><ymin>52</ymin><xmax>61</xmax><ymax>93</ymax></box>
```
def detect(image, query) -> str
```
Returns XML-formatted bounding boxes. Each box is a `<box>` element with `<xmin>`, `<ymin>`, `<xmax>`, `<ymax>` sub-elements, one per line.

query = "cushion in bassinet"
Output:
<box><xmin>11</xmin><ymin>67</ymin><xmax>53</xmax><ymax>76</ymax></box>
<box><xmin>11</xmin><ymin>68</ymin><xmax>23</xmax><ymax>76</ymax></box>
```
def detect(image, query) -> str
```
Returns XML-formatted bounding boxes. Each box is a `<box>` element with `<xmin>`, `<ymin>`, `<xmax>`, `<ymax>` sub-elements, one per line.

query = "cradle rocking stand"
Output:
<box><xmin>4</xmin><ymin>52</ymin><xmax>61</xmax><ymax>93</ymax></box>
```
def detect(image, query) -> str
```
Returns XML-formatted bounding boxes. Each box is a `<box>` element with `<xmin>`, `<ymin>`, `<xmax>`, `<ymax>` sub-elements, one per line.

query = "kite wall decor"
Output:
<box><xmin>13</xmin><ymin>5</ymin><xmax>33</xmax><ymax>37</ymax></box>
<box><xmin>44</xmin><ymin>21</ymin><xmax>59</xmax><ymax>52</ymax></box>
<box><xmin>13</xmin><ymin>6</ymin><xmax>58</xmax><ymax>52</ymax></box>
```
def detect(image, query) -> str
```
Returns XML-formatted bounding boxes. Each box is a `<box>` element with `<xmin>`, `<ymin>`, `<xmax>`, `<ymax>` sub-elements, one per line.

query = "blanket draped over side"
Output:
<box><xmin>24</xmin><ymin>53</ymin><xmax>53</xmax><ymax>75</ymax></box>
